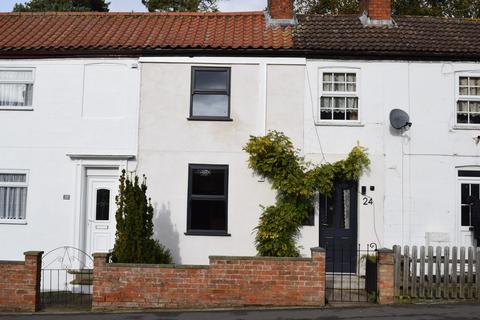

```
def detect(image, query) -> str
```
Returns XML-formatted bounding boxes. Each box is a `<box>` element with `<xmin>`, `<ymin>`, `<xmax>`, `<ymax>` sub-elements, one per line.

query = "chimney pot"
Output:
<box><xmin>268</xmin><ymin>0</ymin><xmax>294</xmax><ymax>20</ymax></box>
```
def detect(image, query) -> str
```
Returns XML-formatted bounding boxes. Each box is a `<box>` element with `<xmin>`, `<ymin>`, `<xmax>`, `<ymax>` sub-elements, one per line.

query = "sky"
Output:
<box><xmin>0</xmin><ymin>0</ymin><xmax>267</xmax><ymax>12</ymax></box>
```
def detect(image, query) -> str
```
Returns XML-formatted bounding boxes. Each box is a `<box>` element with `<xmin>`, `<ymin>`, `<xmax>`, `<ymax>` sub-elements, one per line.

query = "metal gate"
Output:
<box><xmin>326</xmin><ymin>243</ymin><xmax>378</xmax><ymax>303</ymax></box>
<box><xmin>40</xmin><ymin>246</ymin><xmax>93</xmax><ymax>310</ymax></box>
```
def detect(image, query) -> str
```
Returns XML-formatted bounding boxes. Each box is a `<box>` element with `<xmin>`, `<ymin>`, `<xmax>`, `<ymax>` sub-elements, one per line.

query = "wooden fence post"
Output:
<box><xmin>377</xmin><ymin>248</ymin><xmax>395</xmax><ymax>305</ymax></box>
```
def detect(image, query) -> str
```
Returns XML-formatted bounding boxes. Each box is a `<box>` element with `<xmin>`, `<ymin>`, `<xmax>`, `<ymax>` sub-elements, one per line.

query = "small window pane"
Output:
<box><xmin>458</xmin><ymin>113</ymin><xmax>468</xmax><ymax>123</ymax></box>
<box><xmin>347</xmin><ymin>97</ymin><xmax>358</xmax><ymax>108</ymax></box>
<box><xmin>470</xmin><ymin>87</ymin><xmax>480</xmax><ymax>96</ymax></box>
<box><xmin>0</xmin><ymin>174</ymin><xmax>26</xmax><ymax>183</ymax></box>
<box><xmin>0</xmin><ymin>83</ymin><xmax>33</xmax><ymax>107</ymax></box>
<box><xmin>470</xmin><ymin>114</ymin><xmax>480</xmax><ymax>124</ymax></box>
<box><xmin>323</xmin><ymin>83</ymin><xmax>333</xmax><ymax>91</ymax></box>
<box><xmin>460</xmin><ymin>87</ymin><xmax>469</xmax><ymax>95</ymax></box>
<box><xmin>334</xmin><ymin>73</ymin><xmax>345</xmax><ymax>82</ymax></box>
<box><xmin>96</xmin><ymin>189</ymin><xmax>110</xmax><ymax>221</ymax></box>
<box><xmin>340</xmin><ymin>189</ymin><xmax>350</xmax><ymax>229</ymax></box>
<box><xmin>321</xmin><ymin>97</ymin><xmax>332</xmax><ymax>108</ymax></box>
<box><xmin>333</xmin><ymin>109</ymin><xmax>345</xmax><ymax>120</ymax></box>
<box><xmin>458</xmin><ymin>101</ymin><xmax>469</xmax><ymax>112</ymax></box>
<box><xmin>472</xmin><ymin>78</ymin><xmax>480</xmax><ymax>86</ymax></box>
<box><xmin>0</xmin><ymin>186</ymin><xmax>27</xmax><ymax>220</ymax></box>
<box><xmin>321</xmin><ymin>195</ymin><xmax>334</xmax><ymax>228</ymax></box>
<box><xmin>192</xmin><ymin>168</ymin><xmax>225</xmax><ymax>195</ymax></box>
<box><xmin>346</xmin><ymin>83</ymin><xmax>356</xmax><ymax>92</ymax></box>
<box><xmin>460</xmin><ymin>77</ymin><xmax>469</xmax><ymax>86</ymax></box>
<box><xmin>190</xmin><ymin>200</ymin><xmax>226</xmax><ymax>231</ymax></box>
<box><xmin>320</xmin><ymin>109</ymin><xmax>333</xmax><ymax>120</ymax></box>
<box><xmin>472</xmin><ymin>184</ymin><xmax>479</xmax><ymax>199</ymax></box>
<box><xmin>192</xmin><ymin>94</ymin><xmax>228</xmax><ymax>117</ymax></box>
<box><xmin>0</xmin><ymin>70</ymin><xmax>33</xmax><ymax>81</ymax></box>
<box><xmin>470</xmin><ymin>102</ymin><xmax>480</xmax><ymax>113</ymax></box>
<box><xmin>461</xmin><ymin>205</ymin><xmax>470</xmax><ymax>227</ymax></box>
<box><xmin>194</xmin><ymin>70</ymin><xmax>228</xmax><ymax>91</ymax></box>
<box><xmin>323</xmin><ymin>73</ymin><xmax>333</xmax><ymax>82</ymax></box>
<box><xmin>346</xmin><ymin>73</ymin><xmax>356</xmax><ymax>82</ymax></box>
<box><xmin>334</xmin><ymin>97</ymin><xmax>345</xmax><ymax>108</ymax></box>
<box><xmin>461</xmin><ymin>183</ymin><xmax>469</xmax><ymax>204</ymax></box>
<box><xmin>334</xmin><ymin>83</ymin><xmax>346</xmax><ymax>91</ymax></box>
<box><xmin>346</xmin><ymin>110</ymin><xmax>358</xmax><ymax>120</ymax></box>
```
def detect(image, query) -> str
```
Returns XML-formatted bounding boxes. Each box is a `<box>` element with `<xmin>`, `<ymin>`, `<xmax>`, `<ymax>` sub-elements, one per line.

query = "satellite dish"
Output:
<box><xmin>389</xmin><ymin>109</ymin><xmax>412</xmax><ymax>130</ymax></box>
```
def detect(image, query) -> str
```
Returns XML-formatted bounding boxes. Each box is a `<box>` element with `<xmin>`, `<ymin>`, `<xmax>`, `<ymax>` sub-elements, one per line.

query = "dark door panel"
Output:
<box><xmin>319</xmin><ymin>180</ymin><xmax>358</xmax><ymax>273</ymax></box>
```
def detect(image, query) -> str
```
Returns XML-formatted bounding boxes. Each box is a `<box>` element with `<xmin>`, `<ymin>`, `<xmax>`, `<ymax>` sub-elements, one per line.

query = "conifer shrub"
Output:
<box><xmin>111</xmin><ymin>170</ymin><xmax>172</xmax><ymax>264</ymax></box>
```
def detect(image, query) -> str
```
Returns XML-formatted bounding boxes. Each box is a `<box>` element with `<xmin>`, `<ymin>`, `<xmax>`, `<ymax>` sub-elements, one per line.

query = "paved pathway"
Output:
<box><xmin>2</xmin><ymin>303</ymin><xmax>480</xmax><ymax>320</ymax></box>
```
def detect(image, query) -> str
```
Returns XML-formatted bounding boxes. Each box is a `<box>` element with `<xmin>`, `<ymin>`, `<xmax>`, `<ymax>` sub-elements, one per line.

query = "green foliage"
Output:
<box><xmin>141</xmin><ymin>0</ymin><xmax>218</xmax><ymax>12</ymax></box>
<box><xmin>112</xmin><ymin>170</ymin><xmax>172</xmax><ymax>264</ymax></box>
<box><xmin>244</xmin><ymin>131</ymin><xmax>369</xmax><ymax>257</ymax></box>
<box><xmin>295</xmin><ymin>0</ymin><xmax>480</xmax><ymax>18</ymax></box>
<box><xmin>13</xmin><ymin>0</ymin><xmax>109</xmax><ymax>12</ymax></box>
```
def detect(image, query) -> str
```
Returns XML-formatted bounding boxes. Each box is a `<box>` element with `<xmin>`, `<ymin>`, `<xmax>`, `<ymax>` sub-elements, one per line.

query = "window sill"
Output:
<box><xmin>452</xmin><ymin>125</ymin><xmax>480</xmax><ymax>130</ymax></box>
<box><xmin>315</xmin><ymin>121</ymin><xmax>364</xmax><ymax>127</ymax></box>
<box><xmin>185</xmin><ymin>231</ymin><xmax>231</xmax><ymax>237</ymax></box>
<box><xmin>0</xmin><ymin>220</ymin><xmax>27</xmax><ymax>225</ymax></box>
<box><xmin>0</xmin><ymin>107</ymin><xmax>34</xmax><ymax>111</ymax></box>
<box><xmin>187</xmin><ymin>117</ymin><xmax>233</xmax><ymax>122</ymax></box>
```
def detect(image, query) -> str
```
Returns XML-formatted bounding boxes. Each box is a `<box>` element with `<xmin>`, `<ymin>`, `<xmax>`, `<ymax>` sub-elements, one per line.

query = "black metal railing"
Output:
<box><xmin>326</xmin><ymin>243</ymin><xmax>378</xmax><ymax>303</ymax></box>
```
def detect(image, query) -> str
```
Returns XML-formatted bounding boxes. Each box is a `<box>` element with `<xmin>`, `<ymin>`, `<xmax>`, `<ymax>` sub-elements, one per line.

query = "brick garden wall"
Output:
<box><xmin>92</xmin><ymin>248</ymin><xmax>325</xmax><ymax>310</ymax></box>
<box><xmin>0</xmin><ymin>251</ymin><xmax>43</xmax><ymax>312</ymax></box>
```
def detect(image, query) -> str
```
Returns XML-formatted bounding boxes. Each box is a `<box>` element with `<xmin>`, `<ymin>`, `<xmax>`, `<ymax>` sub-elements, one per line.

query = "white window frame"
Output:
<box><xmin>0</xmin><ymin>68</ymin><xmax>35</xmax><ymax>111</ymax></box>
<box><xmin>0</xmin><ymin>170</ymin><xmax>29</xmax><ymax>224</ymax></box>
<box><xmin>316</xmin><ymin>68</ymin><xmax>362</xmax><ymax>126</ymax></box>
<box><xmin>454</xmin><ymin>72</ymin><xmax>480</xmax><ymax>129</ymax></box>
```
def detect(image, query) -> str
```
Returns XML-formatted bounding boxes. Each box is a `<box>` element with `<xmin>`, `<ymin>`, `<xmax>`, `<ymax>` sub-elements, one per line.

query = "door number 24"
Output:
<box><xmin>362</xmin><ymin>197</ymin><xmax>373</xmax><ymax>206</ymax></box>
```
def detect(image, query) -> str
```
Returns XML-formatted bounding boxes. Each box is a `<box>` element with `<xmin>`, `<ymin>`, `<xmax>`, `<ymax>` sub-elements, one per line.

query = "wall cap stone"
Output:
<box><xmin>209</xmin><ymin>256</ymin><xmax>312</xmax><ymax>261</ymax></box>
<box><xmin>377</xmin><ymin>248</ymin><xmax>394</xmax><ymax>253</ymax></box>
<box><xmin>310</xmin><ymin>247</ymin><xmax>326</xmax><ymax>253</ymax></box>
<box><xmin>0</xmin><ymin>260</ymin><xmax>24</xmax><ymax>265</ymax></box>
<box><xmin>23</xmin><ymin>251</ymin><xmax>44</xmax><ymax>256</ymax></box>
<box><xmin>107</xmin><ymin>263</ymin><xmax>209</xmax><ymax>269</ymax></box>
<box><xmin>92</xmin><ymin>252</ymin><xmax>108</xmax><ymax>258</ymax></box>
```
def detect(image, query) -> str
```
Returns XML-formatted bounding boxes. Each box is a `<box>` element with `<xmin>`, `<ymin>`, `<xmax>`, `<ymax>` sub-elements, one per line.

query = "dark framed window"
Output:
<box><xmin>189</xmin><ymin>67</ymin><xmax>231</xmax><ymax>121</ymax></box>
<box><xmin>187</xmin><ymin>164</ymin><xmax>229</xmax><ymax>235</ymax></box>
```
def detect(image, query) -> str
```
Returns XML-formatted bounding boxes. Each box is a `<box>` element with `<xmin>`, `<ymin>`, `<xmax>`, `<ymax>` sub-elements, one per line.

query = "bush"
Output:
<box><xmin>243</xmin><ymin>131</ymin><xmax>369</xmax><ymax>257</ymax></box>
<box><xmin>111</xmin><ymin>170</ymin><xmax>172</xmax><ymax>264</ymax></box>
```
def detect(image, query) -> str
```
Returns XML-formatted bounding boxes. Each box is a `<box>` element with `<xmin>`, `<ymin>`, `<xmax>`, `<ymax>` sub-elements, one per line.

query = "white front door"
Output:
<box><xmin>85</xmin><ymin>168</ymin><xmax>118</xmax><ymax>255</ymax></box>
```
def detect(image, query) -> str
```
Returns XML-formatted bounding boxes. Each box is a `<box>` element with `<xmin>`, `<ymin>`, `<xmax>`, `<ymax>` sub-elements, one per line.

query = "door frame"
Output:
<box><xmin>455</xmin><ymin>167</ymin><xmax>480</xmax><ymax>248</ymax></box>
<box><xmin>319</xmin><ymin>179</ymin><xmax>358</xmax><ymax>273</ymax></box>
<box><xmin>68</xmin><ymin>154</ymin><xmax>134</xmax><ymax>255</ymax></box>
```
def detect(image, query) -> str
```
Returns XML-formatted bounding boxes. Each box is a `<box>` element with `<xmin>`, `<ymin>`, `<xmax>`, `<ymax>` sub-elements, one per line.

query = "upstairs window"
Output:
<box><xmin>0</xmin><ymin>173</ymin><xmax>28</xmax><ymax>221</ymax></box>
<box><xmin>0</xmin><ymin>69</ymin><xmax>34</xmax><ymax>109</ymax></box>
<box><xmin>457</xmin><ymin>76</ymin><xmax>480</xmax><ymax>125</ymax></box>
<box><xmin>187</xmin><ymin>164</ymin><xmax>229</xmax><ymax>235</ymax></box>
<box><xmin>190</xmin><ymin>67</ymin><xmax>231</xmax><ymax>120</ymax></box>
<box><xmin>319</xmin><ymin>72</ymin><xmax>359</xmax><ymax>122</ymax></box>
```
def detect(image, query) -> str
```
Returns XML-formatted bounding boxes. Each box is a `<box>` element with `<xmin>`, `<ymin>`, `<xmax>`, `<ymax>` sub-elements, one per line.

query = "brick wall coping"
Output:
<box><xmin>0</xmin><ymin>260</ymin><xmax>24</xmax><ymax>265</ymax></box>
<box><xmin>209</xmin><ymin>256</ymin><xmax>313</xmax><ymax>261</ymax></box>
<box><xmin>107</xmin><ymin>263</ymin><xmax>209</xmax><ymax>269</ymax></box>
<box><xmin>23</xmin><ymin>251</ymin><xmax>44</xmax><ymax>256</ymax></box>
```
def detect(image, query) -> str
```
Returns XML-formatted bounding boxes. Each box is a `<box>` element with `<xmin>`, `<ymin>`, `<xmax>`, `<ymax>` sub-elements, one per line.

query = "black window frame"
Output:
<box><xmin>189</xmin><ymin>67</ymin><xmax>232</xmax><ymax>121</ymax></box>
<box><xmin>186</xmin><ymin>164</ymin><xmax>230</xmax><ymax>236</ymax></box>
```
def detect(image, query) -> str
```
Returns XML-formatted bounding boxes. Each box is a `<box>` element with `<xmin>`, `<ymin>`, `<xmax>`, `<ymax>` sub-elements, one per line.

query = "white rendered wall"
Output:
<box><xmin>0</xmin><ymin>59</ymin><xmax>140</xmax><ymax>260</ymax></box>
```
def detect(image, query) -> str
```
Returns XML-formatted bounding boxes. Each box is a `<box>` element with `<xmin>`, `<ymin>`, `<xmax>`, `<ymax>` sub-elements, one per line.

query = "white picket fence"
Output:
<box><xmin>394</xmin><ymin>245</ymin><xmax>480</xmax><ymax>300</ymax></box>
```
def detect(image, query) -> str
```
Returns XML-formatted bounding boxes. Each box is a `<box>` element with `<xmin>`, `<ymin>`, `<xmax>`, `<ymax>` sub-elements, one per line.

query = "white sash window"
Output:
<box><xmin>0</xmin><ymin>69</ymin><xmax>34</xmax><ymax>109</ymax></box>
<box><xmin>457</xmin><ymin>76</ymin><xmax>480</xmax><ymax>125</ymax></box>
<box><xmin>319</xmin><ymin>71</ymin><xmax>359</xmax><ymax>122</ymax></box>
<box><xmin>0</xmin><ymin>173</ymin><xmax>28</xmax><ymax>220</ymax></box>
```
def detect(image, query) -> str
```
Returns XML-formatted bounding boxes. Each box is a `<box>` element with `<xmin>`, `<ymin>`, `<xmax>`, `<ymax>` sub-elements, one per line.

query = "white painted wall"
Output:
<box><xmin>0</xmin><ymin>59</ymin><xmax>140</xmax><ymax>260</ymax></box>
<box><xmin>140</xmin><ymin>57</ymin><xmax>480</xmax><ymax>265</ymax></box>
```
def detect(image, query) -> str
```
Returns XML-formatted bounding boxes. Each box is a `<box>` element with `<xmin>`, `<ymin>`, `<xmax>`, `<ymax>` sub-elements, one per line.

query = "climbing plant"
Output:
<box><xmin>243</xmin><ymin>131</ymin><xmax>369</xmax><ymax>257</ymax></box>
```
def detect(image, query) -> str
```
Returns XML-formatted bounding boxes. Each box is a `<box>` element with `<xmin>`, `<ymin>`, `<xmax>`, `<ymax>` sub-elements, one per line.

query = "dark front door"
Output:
<box><xmin>319</xmin><ymin>180</ymin><xmax>358</xmax><ymax>273</ymax></box>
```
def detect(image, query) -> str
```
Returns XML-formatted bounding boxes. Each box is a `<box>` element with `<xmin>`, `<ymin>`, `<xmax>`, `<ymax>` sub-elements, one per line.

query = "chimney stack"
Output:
<box><xmin>267</xmin><ymin>0</ymin><xmax>295</xmax><ymax>20</ymax></box>
<box><xmin>359</xmin><ymin>0</ymin><xmax>393</xmax><ymax>26</ymax></box>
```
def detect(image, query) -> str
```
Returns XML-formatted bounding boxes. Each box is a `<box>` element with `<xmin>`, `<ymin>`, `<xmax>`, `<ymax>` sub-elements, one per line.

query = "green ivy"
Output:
<box><xmin>243</xmin><ymin>131</ymin><xmax>370</xmax><ymax>257</ymax></box>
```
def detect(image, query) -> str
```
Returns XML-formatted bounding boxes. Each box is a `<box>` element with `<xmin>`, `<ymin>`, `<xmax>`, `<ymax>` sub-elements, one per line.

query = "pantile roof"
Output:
<box><xmin>294</xmin><ymin>14</ymin><xmax>480</xmax><ymax>60</ymax></box>
<box><xmin>1</xmin><ymin>11</ymin><xmax>480</xmax><ymax>60</ymax></box>
<box><xmin>0</xmin><ymin>11</ymin><xmax>293</xmax><ymax>56</ymax></box>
